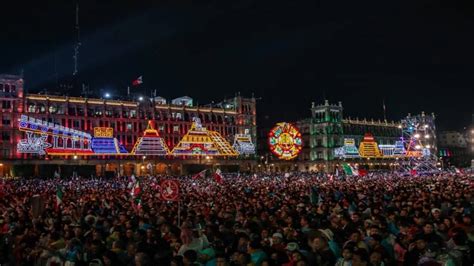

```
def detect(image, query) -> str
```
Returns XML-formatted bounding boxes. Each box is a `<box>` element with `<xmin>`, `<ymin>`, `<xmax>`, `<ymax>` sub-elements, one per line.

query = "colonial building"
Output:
<box><xmin>0</xmin><ymin>74</ymin><xmax>257</xmax><ymax>177</ymax></box>
<box><xmin>295</xmin><ymin>100</ymin><xmax>439</xmax><ymax>172</ymax></box>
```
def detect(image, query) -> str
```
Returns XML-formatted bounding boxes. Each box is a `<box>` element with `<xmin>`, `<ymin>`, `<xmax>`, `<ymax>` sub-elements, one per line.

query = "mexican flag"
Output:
<box><xmin>131</xmin><ymin>181</ymin><xmax>142</xmax><ymax>209</ymax></box>
<box><xmin>55</xmin><ymin>185</ymin><xmax>63</xmax><ymax>210</ymax></box>
<box><xmin>132</xmin><ymin>76</ymin><xmax>143</xmax><ymax>86</ymax></box>
<box><xmin>342</xmin><ymin>163</ymin><xmax>359</xmax><ymax>176</ymax></box>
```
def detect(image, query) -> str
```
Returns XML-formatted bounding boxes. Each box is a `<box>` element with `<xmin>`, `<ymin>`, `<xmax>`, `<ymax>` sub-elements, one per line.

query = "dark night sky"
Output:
<box><xmin>0</xmin><ymin>0</ymin><xmax>472</xmax><ymax>130</ymax></box>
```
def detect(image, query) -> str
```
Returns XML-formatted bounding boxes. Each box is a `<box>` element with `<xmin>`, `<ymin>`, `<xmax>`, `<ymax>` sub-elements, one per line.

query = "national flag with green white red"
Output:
<box><xmin>130</xmin><ymin>181</ymin><xmax>142</xmax><ymax>209</ymax></box>
<box><xmin>55</xmin><ymin>185</ymin><xmax>63</xmax><ymax>210</ymax></box>
<box><xmin>342</xmin><ymin>163</ymin><xmax>360</xmax><ymax>176</ymax></box>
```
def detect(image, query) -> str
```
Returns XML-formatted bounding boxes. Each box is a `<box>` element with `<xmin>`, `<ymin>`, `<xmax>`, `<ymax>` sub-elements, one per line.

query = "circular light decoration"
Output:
<box><xmin>268</xmin><ymin>122</ymin><xmax>303</xmax><ymax>160</ymax></box>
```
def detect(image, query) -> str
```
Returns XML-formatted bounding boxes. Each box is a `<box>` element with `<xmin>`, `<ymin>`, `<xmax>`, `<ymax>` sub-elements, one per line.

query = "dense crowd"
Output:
<box><xmin>0</xmin><ymin>171</ymin><xmax>473</xmax><ymax>266</ymax></box>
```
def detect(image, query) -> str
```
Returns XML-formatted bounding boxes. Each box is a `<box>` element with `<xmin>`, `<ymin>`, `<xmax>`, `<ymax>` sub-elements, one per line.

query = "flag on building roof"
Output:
<box><xmin>132</xmin><ymin>76</ymin><xmax>143</xmax><ymax>86</ymax></box>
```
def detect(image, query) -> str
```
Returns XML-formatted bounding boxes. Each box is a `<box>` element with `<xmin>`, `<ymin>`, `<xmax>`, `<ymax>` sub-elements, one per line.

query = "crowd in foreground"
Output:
<box><xmin>0</xmin><ymin>171</ymin><xmax>473</xmax><ymax>266</ymax></box>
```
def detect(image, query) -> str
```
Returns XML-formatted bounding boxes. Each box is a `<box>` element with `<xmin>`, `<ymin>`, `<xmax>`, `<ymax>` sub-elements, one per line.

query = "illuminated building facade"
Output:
<box><xmin>0</xmin><ymin>74</ymin><xmax>256</xmax><ymax>176</ymax></box>
<box><xmin>296</xmin><ymin>101</ymin><xmax>435</xmax><ymax>169</ymax></box>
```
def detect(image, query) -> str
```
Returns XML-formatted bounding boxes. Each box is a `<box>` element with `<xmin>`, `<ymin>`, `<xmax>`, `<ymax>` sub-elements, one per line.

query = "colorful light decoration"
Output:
<box><xmin>91</xmin><ymin>127</ymin><xmax>128</xmax><ymax>155</ymax></box>
<box><xmin>233</xmin><ymin>129</ymin><xmax>256</xmax><ymax>155</ymax></box>
<box><xmin>358</xmin><ymin>133</ymin><xmax>382</xmax><ymax>158</ymax></box>
<box><xmin>18</xmin><ymin>115</ymin><xmax>94</xmax><ymax>156</ymax></box>
<box><xmin>131</xmin><ymin>121</ymin><xmax>170</xmax><ymax>156</ymax></box>
<box><xmin>171</xmin><ymin>118</ymin><xmax>238</xmax><ymax>156</ymax></box>
<box><xmin>17</xmin><ymin>132</ymin><xmax>52</xmax><ymax>155</ymax></box>
<box><xmin>268</xmin><ymin>122</ymin><xmax>302</xmax><ymax>160</ymax></box>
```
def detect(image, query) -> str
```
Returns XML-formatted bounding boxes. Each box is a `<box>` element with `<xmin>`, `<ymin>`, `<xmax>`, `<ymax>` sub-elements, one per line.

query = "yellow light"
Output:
<box><xmin>73</xmin><ymin>155</ymin><xmax>78</xmax><ymax>159</ymax></box>
<box><xmin>141</xmin><ymin>166</ymin><xmax>145</xmax><ymax>169</ymax></box>
<box><xmin>414</xmin><ymin>134</ymin><xmax>420</xmax><ymax>138</ymax></box>
<box><xmin>205</xmin><ymin>156</ymin><xmax>210</xmax><ymax>160</ymax></box>
<box><xmin>415</xmin><ymin>145</ymin><xmax>421</xmax><ymax>150</ymax></box>
<box><xmin>424</xmin><ymin>134</ymin><xmax>430</xmax><ymax>139</ymax></box>
<box><xmin>0</xmin><ymin>163</ymin><xmax>3</xmax><ymax>166</ymax></box>
<box><xmin>425</xmin><ymin>145</ymin><xmax>431</xmax><ymax>149</ymax></box>
<box><xmin>142</xmin><ymin>156</ymin><xmax>146</xmax><ymax>160</ymax></box>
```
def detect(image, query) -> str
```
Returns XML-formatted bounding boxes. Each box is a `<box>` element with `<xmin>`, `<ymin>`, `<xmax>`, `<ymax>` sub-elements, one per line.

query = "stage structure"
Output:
<box><xmin>399</xmin><ymin>113</ymin><xmax>439</xmax><ymax>173</ymax></box>
<box><xmin>171</xmin><ymin>118</ymin><xmax>239</xmax><ymax>156</ymax></box>
<box><xmin>233</xmin><ymin>129</ymin><xmax>256</xmax><ymax>155</ymax></box>
<box><xmin>268</xmin><ymin>122</ymin><xmax>303</xmax><ymax>160</ymax></box>
<box><xmin>131</xmin><ymin>121</ymin><xmax>170</xmax><ymax>156</ymax></box>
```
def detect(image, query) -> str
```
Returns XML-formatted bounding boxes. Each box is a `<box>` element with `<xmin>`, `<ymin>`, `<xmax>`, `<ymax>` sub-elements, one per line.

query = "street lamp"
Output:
<box><xmin>138</xmin><ymin>96</ymin><xmax>144</xmax><ymax>101</ymax></box>
<box><xmin>104</xmin><ymin>92</ymin><xmax>111</xmax><ymax>99</ymax></box>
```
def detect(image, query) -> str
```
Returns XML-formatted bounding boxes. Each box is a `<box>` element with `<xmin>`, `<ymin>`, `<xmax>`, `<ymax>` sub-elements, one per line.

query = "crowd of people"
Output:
<box><xmin>0</xmin><ymin>170</ymin><xmax>472</xmax><ymax>266</ymax></box>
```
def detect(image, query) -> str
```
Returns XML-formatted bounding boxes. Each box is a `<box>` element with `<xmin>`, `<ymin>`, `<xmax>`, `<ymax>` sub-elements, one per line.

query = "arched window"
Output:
<box><xmin>27</xmin><ymin>103</ymin><xmax>36</xmax><ymax>113</ymax></box>
<box><xmin>37</xmin><ymin>103</ymin><xmax>46</xmax><ymax>113</ymax></box>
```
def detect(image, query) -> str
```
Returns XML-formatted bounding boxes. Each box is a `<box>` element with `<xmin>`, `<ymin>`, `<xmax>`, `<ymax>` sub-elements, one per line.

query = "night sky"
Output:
<box><xmin>1</xmin><ymin>1</ymin><xmax>472</xmax><ymax>130</ymax></box>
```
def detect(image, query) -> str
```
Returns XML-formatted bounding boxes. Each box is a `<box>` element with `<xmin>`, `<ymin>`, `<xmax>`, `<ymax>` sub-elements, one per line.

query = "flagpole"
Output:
<box><xmin>383</xmin><ymin>99</ymin><xmax>387</xmax><ymax>122</ymax></box>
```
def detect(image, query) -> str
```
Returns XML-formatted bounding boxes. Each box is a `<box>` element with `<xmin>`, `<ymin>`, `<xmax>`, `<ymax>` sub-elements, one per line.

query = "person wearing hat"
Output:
<box><xmin>306</xmin><ymin>231</ymin><xmax>336</xmax><ymax>266</ymax></box>
<box><xmin>271</xmin><ymin>232</ymin><xmax>286</xmax><ymax>252</ymax></box>
<box><xmin>198</xmin><ymin>247</ymin><xmax>216</xmax><ymax>266</ymax></box>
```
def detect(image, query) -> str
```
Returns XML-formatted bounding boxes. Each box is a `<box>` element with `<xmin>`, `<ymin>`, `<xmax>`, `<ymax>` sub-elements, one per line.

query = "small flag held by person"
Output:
<box><xmin>214</xmin><ymin>168</ymin><xmax>223</xmax><ymax>184</ymax></box>
<box><xmin>192</xmin><ymin>169</ymin><xmax>207</xmax><ymax>180</ymax></box>
<box><xmin>55</xmin><ymin>185</ymin><xmax>63</xmax><ymax>210</ymax></box>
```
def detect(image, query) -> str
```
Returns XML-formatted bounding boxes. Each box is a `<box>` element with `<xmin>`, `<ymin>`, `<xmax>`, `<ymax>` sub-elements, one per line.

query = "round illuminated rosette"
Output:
<box><xmin>268</xmin><ymin>122</ymin><xmax>303</xmax><ymax>160</ymax></box>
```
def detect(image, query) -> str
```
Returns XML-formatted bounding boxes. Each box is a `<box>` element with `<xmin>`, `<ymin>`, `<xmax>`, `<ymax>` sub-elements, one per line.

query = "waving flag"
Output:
<box><xmin>214</xmin><ymin>168</ymin><xmax>223</xmax><ymax>184</ymax></box>
<box><xmin>132</xmin><ymin>76</ymin><xmax>143</xmax><ymax>86</ymax></box>
<box><xmin>55</xmin><ymin>185</ymin><xmax>63</xmax><ymax>210</ymax></box>
<box><xmin>192</xmin><ymin>169</ymin><xmax>207</xmax><ymax>180</ymax></box>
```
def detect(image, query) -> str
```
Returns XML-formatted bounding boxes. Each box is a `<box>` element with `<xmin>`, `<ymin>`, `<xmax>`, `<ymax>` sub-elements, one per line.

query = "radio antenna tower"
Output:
<box><xmin>73</xmin><ymin>1</ymin><xmax>81</xmax><ymax>76</ymax></box>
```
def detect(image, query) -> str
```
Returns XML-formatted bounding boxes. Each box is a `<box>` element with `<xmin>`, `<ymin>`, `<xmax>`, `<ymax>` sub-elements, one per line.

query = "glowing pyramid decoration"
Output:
<box><xmin>171</xmin><ymin>118</ymin><xmax>239</xmax><ymax>156</ymax></box>
<box><xmin>358</xmin><ymin>133</ymin><xmax>382</xmax><ymax>158</ymax></box>
<box><xmin>131</xmin><ymin>121</ymin><xmax>170</xmax><ymax>156</ymax></box>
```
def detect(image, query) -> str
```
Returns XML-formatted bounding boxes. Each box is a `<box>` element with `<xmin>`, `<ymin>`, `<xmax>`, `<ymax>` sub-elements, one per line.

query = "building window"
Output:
<box><xmin>2</xmin><ymin>132</ymin><xmax>10</xmax><ymax>141</ymax></box>
<box><xmin>77</xmin><ymin>107</ymin><xmax>85</xmax><ymax>116</ymax></box>
<box><xmin>4</xmin><ymin>84</ymin><xmax>10</xmax><ymax>93</ymax></box>
<box><xmin>2</xmin><ymin>101</ymin><xmax>11</xmax><ymax>109</ymax></box>
<box><xmin>173</xmin><ymin>125</ymin><xmax>179</xmax><ymax>132</ymax></box>
<box><xmin>2</xmin><ymin>117</ymin><xmax>10</xmax><ymax>126</ymax></box>
<box><xmin>126</xmin><ymin>123</ymin><xmax>133</xmax><ymax>131</ymax></box>
<box><xmin>73</xmin><ymin>120</ymin><xmax>80</xmax><ymax>128</ymax></box>
<box><xmin>130</xmin><ymin>110</ymin><xmax>137</xmax><ymax>118</ymax></box>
